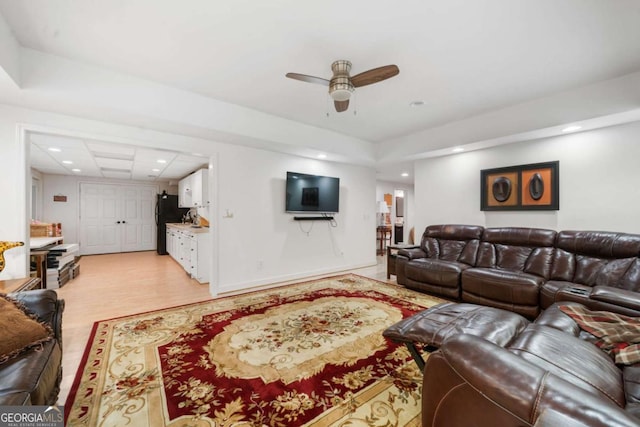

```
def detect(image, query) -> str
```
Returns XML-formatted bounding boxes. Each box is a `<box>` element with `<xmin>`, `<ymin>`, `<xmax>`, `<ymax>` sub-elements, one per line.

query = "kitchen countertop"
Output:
<box><xmin>166</xmin><ymin>223</ymin><xmax>210</xmax><ymax>234</ymax></box>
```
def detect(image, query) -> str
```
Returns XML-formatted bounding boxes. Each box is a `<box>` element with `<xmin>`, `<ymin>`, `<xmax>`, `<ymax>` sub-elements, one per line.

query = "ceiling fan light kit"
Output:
<box><xmin>329</xmin><ymin>60</ymin><xmax>355</xmax><ymax>101</ymax></box>
<box><xmin>286</xmin><ymin>60</ymin><xmax>399</xmax><ymax>113</ymax></box>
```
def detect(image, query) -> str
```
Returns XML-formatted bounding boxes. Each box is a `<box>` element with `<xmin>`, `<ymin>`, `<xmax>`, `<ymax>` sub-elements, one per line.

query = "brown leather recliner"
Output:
<box><xmin>0</xmin><ymin>289</ymin><xmax>65</xmax><ymax>405</ymax></box>
<box><xmin>396</xmin><ymin>224</ymin><xmax>483</xmax><ymax>299</ymax></box>
<box><xmin>461</xmin><ymin>227</ymin><xmax>556</xmax><ymax>318</ymax></box>
<box><xmin>421</xmin><ymin>302</ymin><xmax>640</xmax><ymax>426</ymax></box>
<box><xmin>541</xmin><ymin>230</ymin><xmax>640</xmax><ymax>316</ymax></box>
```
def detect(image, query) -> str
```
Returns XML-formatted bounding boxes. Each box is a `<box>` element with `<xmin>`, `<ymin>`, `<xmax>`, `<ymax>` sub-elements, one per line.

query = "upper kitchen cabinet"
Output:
<box><xmin>179</xmin><ymin>168</ymin><xmax>209</xmax><ymax>208</ymax></box>
<box><xmin>178</xmin><ymin>173</ymin><xmax>192</xmax><ymax>208</ymax></box>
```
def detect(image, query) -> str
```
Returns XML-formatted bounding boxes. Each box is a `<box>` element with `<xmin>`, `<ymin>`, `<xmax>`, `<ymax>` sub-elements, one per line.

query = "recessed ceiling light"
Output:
<box><xmin>48</xmin><ymin>147</ymin><xmax>61</xmax><ymax>152</ymax></box>
<box><xmin>401</xmin><ymin>172</ymin><xmax>409</xmax><ymax>177</ymax></box>
<box><xmin>452</xmin><ymin>147</ymin><xmax>465</xmax><ymax>153</ymax></box>
<box><xmin>71</xmin><ymin>168</ymin><xmax>81</xmax><ymax>173</ymax></box>
<box><xmin>409</xmin><ymin>100</ymin><xmax>426</xmax><ymax>107</ymax></box>
<box><xmin>157</xmin><ymin>159</ymin><xmax>167</xmax><ymax>164</ymax></box>
<box><xmin>152</xmin><ymin>168</ymin><xmax>160</xmax><ymax>172</ymax></box>
<box><xmin>317</xmin><ymin>154</ymin><xmax>327</xmax><ymax>159</ymax></box>
<box><xmin>62</xmin><ymin>160</ymin><xmax>73</xmax><ymax>164</ymax></box>
<box><xmin>562</xmin><ymin>125</ymin><xmax>582</xmax><ymax>133</ymax></box>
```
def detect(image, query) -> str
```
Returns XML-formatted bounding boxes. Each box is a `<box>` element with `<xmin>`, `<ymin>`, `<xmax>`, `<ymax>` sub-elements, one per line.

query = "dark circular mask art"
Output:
<box><xmin>529</xmin><ymin>173</ymin><xmax>544</xmax><ymax>200</ymax></box>
<box><xmin>492</xmin><ymin>176</ymin><xmax>512</xmax><ymax>202</ymax></box>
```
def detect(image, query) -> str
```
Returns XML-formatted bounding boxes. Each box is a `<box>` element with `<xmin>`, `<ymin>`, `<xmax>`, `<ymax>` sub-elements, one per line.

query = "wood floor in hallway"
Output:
<box><xmin>55</xmin><ymin>250</ymin><xmax>388</xmax><ymax>405</ymax></box>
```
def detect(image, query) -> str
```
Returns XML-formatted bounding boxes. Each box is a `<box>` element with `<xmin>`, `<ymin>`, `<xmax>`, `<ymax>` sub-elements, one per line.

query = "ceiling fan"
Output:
<box><xmin>286</xmin><ymin>60</ymin><xmax>399</xmax><ymax>113</ymax></box>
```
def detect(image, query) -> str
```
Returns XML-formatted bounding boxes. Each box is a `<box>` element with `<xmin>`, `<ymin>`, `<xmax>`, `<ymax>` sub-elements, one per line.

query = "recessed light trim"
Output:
<box><xmin>409</xmin><ymin>100</ymin><xmax>426</xmax><ymax>107</ymax></box>
<box><xmin>157</xmin><ymin>159</ymin><xmax>167</xmax><ymax>164</ymax></box>
<box><xmin>452</xmin><ymin>147</ymin><xmax>465</xmax><ymax>153</ymax></box>
<box><xmin>401</xmin><ymin>172</ymin><xmax>409</xmax><ymax>177</ymax></box>
<box><xmin>562</xmin><ymin>125</ymin><xmax>582</xmax><ymax>133</ymax></box>
<box><xmin>62</xmin><ymin>160</ymin><xmax>73</xmax><ymax>164</ymax></box>
<box><xmin>317</xmin><ymin>154</ymin><xmax>327</xmax><ymax>159</ymax></box>
<box><xmin>48</xmin><ymin>147</ymin><xmax>61</xmax><ymax>152</ymax></box>
<box><xmin>152</xmin><ymin>168</ymin><xmax>160</xmax><ymax>172</ymax></box>
<box><xmin>71</xmin><ymin>168</ymin><xmax>81</xmax><ymax>173</ymax></box>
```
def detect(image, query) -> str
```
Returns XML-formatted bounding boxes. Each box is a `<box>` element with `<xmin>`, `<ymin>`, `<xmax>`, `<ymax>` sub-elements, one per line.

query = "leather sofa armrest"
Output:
<box><xmin>591</xmin><ymin>286</ymin><xmax>640</xmax><ymax>311</ymax></box>
<box><xmin>429</xmin><ymin>334</ymin><xmax>638</xmax><ymax>427</ymax></box>
<box><xmin>10</xmin><ymin>289</ymin><xmax>65</xmax><ymax>342</ymax></box>
<box><xmin>397</xmin><ymin>248</ymin><xmax>426</xmax><ymax>260</ymax></box>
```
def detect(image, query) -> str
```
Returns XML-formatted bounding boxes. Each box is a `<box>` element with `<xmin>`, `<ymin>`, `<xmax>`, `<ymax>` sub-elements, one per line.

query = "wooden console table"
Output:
<box><xmin>0</xmin><ymin>277</ymin><xmax>41</xmax><ymax>294</ymax></box>
<box><xmin>377</xmin><ymin>225</ymin><xmax>392</xmax><ymax>256</ymax></box>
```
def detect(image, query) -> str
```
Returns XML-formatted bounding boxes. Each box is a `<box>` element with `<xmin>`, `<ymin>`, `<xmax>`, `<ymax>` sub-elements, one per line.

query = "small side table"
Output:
<box><xmin>377</xmin><ymin>225</ymin><xmax>392</xmax><ymax>256</ymax></box>
<box><xmin>387</xmin><ymin>243</ymin><xmax>419</xmax><ymax>279</ymax></box>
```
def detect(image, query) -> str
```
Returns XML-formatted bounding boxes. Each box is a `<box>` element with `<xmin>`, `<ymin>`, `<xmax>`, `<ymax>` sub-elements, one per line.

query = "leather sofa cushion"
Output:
<box><xmin>462</xmin><ymin>268</ymin><xmax>544</xmax><ymax>305</ymax></box>
<box><xmin>508</xmin><ymin>324</ymin><xmax>625</xmax><ymax>408</ymax></box>
<box><xmin>534</xmin><ymin>303</ymin><xmax>582</xmax><ymax>337</ymax></box>
<box><xmin>383</xmin><ymin>302</ymin><xmax>528</xmax><ymax>348</ymax></box>
<box><xmin>556</xmin><ymin>230</ymin><xmax>640</xmax><ymax>259</ymax></box>
<box><xmin>0</xmin><ymin>391</ymin><xmax>31</xmax><ymax>406</ymax></box>
<box><xmin>591</xmin><ymin>286</ymin><xmax>640</xmax><ymax>311</ymax></box>
<box><xmin>0</xmin><ymin>340</ymin><xmax>61</xmax><ymax>405</ymax></box>
<box><xmin>406</xmin><ymin>259</ymin><xmax>471</xmax><ymax>288</ymax></box>
<box><xmin>623</xmin><ymin>365</ymin><xmax>640</xmax><ymax>409</ymax></box>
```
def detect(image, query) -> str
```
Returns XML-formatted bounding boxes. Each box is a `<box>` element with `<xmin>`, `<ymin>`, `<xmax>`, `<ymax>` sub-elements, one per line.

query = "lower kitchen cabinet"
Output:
<box><xmin>166</xmin><ymin>224</ymin><xmax>210</xmax><ymax>283</ymax></box>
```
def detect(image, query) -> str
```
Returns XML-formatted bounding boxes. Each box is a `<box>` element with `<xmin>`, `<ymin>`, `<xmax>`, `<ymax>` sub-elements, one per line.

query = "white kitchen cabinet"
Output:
<box><xmin>178</xmin><ymin>168</ymin><xmax>208</xmax><ymax>208</ymax></box>
<box><xmin>178</xmin><ymin>174</ymin><xmax>193</xmax><ymax>208</ymax></box>
<box><xmin>166</xmin><ymin>224</ymin><xmax>210</xmax><ymax>283</ymax></box>
<box><xmin>190</xmin><ymin>168</ymin><xmax>209</xmax><ymax>208</ymax></box>
<box><xmin>166</xmin><ymin>228</ymin><xmax>174</xmax><ymax>255</ymax></box>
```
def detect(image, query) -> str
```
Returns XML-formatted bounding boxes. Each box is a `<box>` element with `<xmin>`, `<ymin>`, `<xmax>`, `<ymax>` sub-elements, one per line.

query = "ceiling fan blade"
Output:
<box><xmin>334</xmin><ymin>100</ymin><xmax>349</xmax><ymax>113</ymax></box>
<box><xmin>351</xmin><ymin>65</ymin><xmax>399</xmax><ymax>88</ymax></box>
<box><xmin>285</xmin><ymin>73</ymin><xmax>330</xmax><ymax>86</ymax></box>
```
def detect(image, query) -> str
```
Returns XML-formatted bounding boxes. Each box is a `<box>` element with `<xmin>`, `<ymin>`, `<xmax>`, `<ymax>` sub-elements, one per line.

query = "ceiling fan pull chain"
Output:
<box><xmin>326</xmin><ymin>94</ymin><xmax>331</xmax><ymax>117</ymax></box>
<box><xmin>353</xmin><ymin>92</ymin><xmax>357</xmax><ymax>116</ymax></box>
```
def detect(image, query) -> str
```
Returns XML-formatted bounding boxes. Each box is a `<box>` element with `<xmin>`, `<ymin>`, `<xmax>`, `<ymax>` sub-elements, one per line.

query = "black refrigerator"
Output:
<box><xmin>156</xmin><ymin>194</ymin><xmax>190</xmax><ymax>255</ymax></box>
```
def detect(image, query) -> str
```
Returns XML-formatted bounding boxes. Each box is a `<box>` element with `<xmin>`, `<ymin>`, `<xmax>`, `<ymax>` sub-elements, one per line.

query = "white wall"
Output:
<box><xmin>216</xmin><ymin>144</ymin><xmax>376</xmax><ymax>293</ymax></box>
<box><xmin>414</xmin><ymin>120</ymin><xmax>640</xmax><ymax>234</ymax></box>
<box><xmin>40</xmin><ymin>174</ymin><xmax>173</xmax><ymax>243</ymax></box>
<box><xmin>0</xmin><ymin>103</ymin><xmax>377</xmax><ymax>289</ymax></box>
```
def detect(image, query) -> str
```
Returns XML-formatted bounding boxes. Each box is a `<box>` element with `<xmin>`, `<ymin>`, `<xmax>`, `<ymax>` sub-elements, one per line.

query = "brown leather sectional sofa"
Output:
<box><xmin>396</xmin><ymin>224</ymin><xmax>640</xmax><ymax>318</ymax></box>
<box><xmin>420</xmin><ymin>302</ymin><xmax>640</xmax><ymax>426</ymax></box>
<box><xmin>0</xmin><ymin>289</ymin><xmax>64</xmax><ymax>405</ymax></box>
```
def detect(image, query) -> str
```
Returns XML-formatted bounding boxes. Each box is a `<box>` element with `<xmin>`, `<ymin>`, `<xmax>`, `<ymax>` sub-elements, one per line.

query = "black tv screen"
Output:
<box><xmin>285</xmin><ymin>172</ymin><xmax>340</xmax><ymax>213</ymax></box>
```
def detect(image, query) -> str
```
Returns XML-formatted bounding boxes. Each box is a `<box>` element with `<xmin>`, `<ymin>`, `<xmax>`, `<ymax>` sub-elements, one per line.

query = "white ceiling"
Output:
<box><xmin>29</xmin><ymin>132</ymin><xmax>209</xmax><ymax>181</ymax></box>
<box><xmin>1</xmin><ymin>0</ymin><xmax>640</xmax><ymax>182</ymax></box>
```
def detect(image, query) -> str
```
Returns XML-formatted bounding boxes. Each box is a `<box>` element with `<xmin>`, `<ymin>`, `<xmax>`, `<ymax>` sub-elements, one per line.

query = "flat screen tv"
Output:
<box><xmin>285</xmin><ymin>171</ymin><xmax>340</xmax><ymax>213</ymax></box>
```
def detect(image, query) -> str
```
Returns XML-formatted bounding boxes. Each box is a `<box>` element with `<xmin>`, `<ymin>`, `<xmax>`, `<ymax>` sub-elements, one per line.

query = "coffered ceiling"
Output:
<box><xmin>1</xmin><ymin>1</ymin><xmax>640</xmax><ymax>182</ymax></box>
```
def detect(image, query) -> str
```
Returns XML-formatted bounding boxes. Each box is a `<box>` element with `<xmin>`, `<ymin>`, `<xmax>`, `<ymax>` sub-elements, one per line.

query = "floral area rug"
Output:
<box><xmin>65</xmin><ymin>274</ymin><xmax>445</xmax><ymax>426</ymax></box>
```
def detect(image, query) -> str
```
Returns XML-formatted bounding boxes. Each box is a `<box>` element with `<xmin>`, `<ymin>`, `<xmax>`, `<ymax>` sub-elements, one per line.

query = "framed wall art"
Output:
<box><xmin>480</xmin><ymin>161</ymin><xmax>559</xmax><ymax>211</ymax></box>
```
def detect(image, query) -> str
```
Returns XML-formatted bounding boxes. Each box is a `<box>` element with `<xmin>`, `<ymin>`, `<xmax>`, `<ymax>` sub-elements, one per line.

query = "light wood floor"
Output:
<box><xmin>55</xmin><ymin>251</ymin><xmax>388</xmax><ymax>405</ymax></box>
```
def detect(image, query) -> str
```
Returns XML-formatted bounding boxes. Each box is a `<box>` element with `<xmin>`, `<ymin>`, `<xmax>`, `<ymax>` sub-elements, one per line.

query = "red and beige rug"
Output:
<box><xmin>65</xmin><ymin>274</ymin><xmax>444</xmax><ymax>426</ymax></box>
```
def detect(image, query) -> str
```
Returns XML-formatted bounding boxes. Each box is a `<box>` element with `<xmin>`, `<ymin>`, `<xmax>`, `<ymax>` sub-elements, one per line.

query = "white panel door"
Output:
<box><xmin>80</xmin><ymin>183</ymin><xmax>157</xmax><ymax>255</ymax></box>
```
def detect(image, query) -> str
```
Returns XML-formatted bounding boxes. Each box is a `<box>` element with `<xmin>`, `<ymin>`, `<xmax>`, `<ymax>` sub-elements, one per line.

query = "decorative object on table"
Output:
<box><xmin>480</xmin><ymin>161</ymin><xmax>559</xmax><ymax>211</ymax></box>
<box><xmin>377</xmin><ymin>200</ymin><xmax>390</xmax><ymax>226</ymax></box>
<box><xmin>65</xmin><ymin>274</ymin><xmax>445</xmax><ymax>427</ymax></box>
<box><xmin>0</xmin><ymin>241</ymin><xmax>24</xmax><ymax>272</ymax></box>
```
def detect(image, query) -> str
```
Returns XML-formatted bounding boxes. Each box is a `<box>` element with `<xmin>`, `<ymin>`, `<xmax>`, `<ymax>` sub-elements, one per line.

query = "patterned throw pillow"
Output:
<box><xmin>0</xmin><ymin>294</ymin><xmax>53</xmax><ymax>364</ymax></box>
<box><xmin>559</xmin><ymin>304</ymin><xmax>640</xmax><ymax>365</ymax></box>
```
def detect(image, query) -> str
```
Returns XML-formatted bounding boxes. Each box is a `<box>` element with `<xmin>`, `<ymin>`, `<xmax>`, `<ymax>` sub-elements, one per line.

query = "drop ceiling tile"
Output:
<box><xmin>94</xmin><ymin>157</ymin><xmax>134</xmax><ymax>170</ymax></box>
